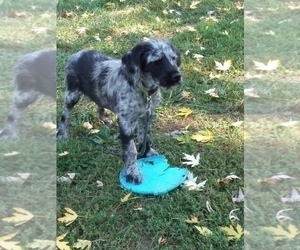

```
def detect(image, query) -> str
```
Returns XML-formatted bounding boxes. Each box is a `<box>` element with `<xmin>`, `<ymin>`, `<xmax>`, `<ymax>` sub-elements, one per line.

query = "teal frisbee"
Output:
<box><xmin>119</xmin><ymin>155</ymin><xmax>188</xmax><ymax>195</ymax></box>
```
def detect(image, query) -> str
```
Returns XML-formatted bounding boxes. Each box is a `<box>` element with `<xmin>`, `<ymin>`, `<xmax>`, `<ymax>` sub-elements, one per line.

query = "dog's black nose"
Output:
<box><xmin>172</xmin><ymin>72</ymin><xmax>181</xmax><ymax>83</ymax></box>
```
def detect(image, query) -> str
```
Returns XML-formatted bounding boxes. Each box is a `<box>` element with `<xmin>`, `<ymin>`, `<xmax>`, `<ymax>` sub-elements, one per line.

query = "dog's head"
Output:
<box><xmin>121</xmin><ymin>39</ymin><xmax>181</xmax><ymax>88</ymax></box>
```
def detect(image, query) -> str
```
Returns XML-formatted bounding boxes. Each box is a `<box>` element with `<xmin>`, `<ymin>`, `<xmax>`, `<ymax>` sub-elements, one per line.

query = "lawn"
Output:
<box><xmin>56</xmin><ymin>0</ymin><xmax>244</xmax><ymax>249</ymax></box>
<box><xmin>245</xmin><ymin>0</ymin><xmax>300</xmax><ymax>249</ymax></box>
<box><xmin>0</xmin><ymin>0</ymin><xmax>56</xmax><ymax>248</ymax></box>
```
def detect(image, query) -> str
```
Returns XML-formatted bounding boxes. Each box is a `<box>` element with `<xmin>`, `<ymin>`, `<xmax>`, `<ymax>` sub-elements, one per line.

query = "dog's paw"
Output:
<box><xmin>56</xmin><ymin>129</ymin><xmax>68</xmax><ymax>140</ymax></box>
<box><xmin>125</xmin><ymin>164</ymin><xmax>142</xmax><ymax>184</ymax></box>
<box><xmin>146</xmin><ymin>148</ymin><xmax>159</xmax><ymax>157</ymax></box>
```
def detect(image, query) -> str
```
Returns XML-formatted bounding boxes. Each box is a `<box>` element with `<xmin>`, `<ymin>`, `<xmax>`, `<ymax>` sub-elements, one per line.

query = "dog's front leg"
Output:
<box><xmin>118</xmin><ymin>119</ymin><xmax>142</xmax><ymax>184</ymax></box>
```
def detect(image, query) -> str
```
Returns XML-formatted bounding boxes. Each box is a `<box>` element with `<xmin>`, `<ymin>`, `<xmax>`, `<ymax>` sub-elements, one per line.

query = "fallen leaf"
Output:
<box><xmin>244</xmin><ymin>88</ymin><xmax>260</xmax><ymax>98</ymax></box>
<box><xmin>206</xmin><ymin>201</ymin><xmax>214</xmax><ymax>213</ymax></box>
<box><xmin>263</xmin><ymin>224</ymin><xmax>299</xmax><ymax>241</ymax></box>
<box><xmin>232</xmin><ymin>188</ymin><xmax>244</xmax><ymax>203</ymax></box>
<box><xmin>83</xmin><ymin>122</ymin><xmax>93</xmax><ymax>130</ymax></box>
<box><xmin>191</xmin><ymin>130</ymin><xmax>213</xmax><ymax>142</ymax></box>
<box><xmin>229</xmin><ymin>209</ymin><xmax>240</xmax><ymax>222</ymax></box>
<box><xmin>280</xmin><ymin>120</ymin><xmax>299</xmax><ymax>127</ymax></box>
<box><xmin>220</xmin><ymin>224</ymin><xmax>244</xmax><ymax>240</ymax></box>
<box><xmin>76</xmin><ymin>27</ymin><xmax>88</xmax><ymax>34</ymax></box>
<box><xmin>175</xmin><ymin>134</ymin><xmax>191</xmax><ymax>144</ymax></box>
<box><xmin>182</xmin><ymin>153</ymin><xmax>200</xmax><ymax>167</ymax></box>
<box><xmin>181</xmin><ymin>90</ymin><xmax>191</xmax><ymax>99</ymax></box>
<box><xmin>176</xmin><ymin>107</ymin><xmax>193</xmax><ymax>118</ymax></box>
<box><xmin>158</xmin><ymin>236</ymin><xmax>167</xmax><ymax>245</ymax></box>
<box><xmin>121</xmin><ymin>193</ymin><xmax>132</xmax><ymax>203</ymax></box>
<box><xmin>89</xmin><ymin>129</ymin><xmax>100</xmax><ymax>134</ymax></box>
<box><xmin>276</xmin><ymin>209</ymin><xmax>293</xmax><ymax>222</ymax></box>
<box><xmin>56</xmin><ymin>233</ymin><xmax>70</xmax><ymax>250</ymax></box>
<box><xmin>231</xmin><ymin>121</ymin><xmax>243</xmax><ymax>127</ymax></box>
<box><xmin>190</xmin><ymin>1</ymin><xmax>201</xmax><ymax>9</ymax></box>
<box><xmin>193</xmin><ymin>54</ymin><xmax>204</xmax><ymax>61</ymax></box>
<box><xmin>183</xmin><ymin>171</ymin><xmax>207</xmax><ymax>191</ymax></box>
<box><xmin>258</xmin><ymin>173</ymin><xmax>295</xmax><ymax>184</ymax></box>
<box><xmin>57</xmin><ymin>173</ymin><xmax>76</xmax><ymax>184</ymax></box>
<box><xmin>27</xmin><ymin>239</ymin><xmax>56</xmax><ymax>249</ymax></box>
<box><xmin>3</xmin><ymin>151</ymin><xmax>19</xmax><ymax>156</ymax></box>
<box><xmin>59</xmin><ymin>151</ymin><xmax>69</xmax><ymax>156</ymax></box>
<box><xmin>2</xmin><ymin>207</ymin><xmax>34</xmax><ymax>226</ymax></box>
<box><xmin>42</xmin><ymin>122</ymin><xmax>56</xmax><ymax>130</ymax></box>
<box><xmin>0</xmin><ymin>233</ymin><xmax>22</xmax><ymax>250</ymax></box>
<box><xmin>215</xmin><ymin>60</ymin><xmax>232</xmax><ymax>71</ymax></box>
<box><xmin>225</xmin><ymin>173</ymin><xmax>241</xmax><ymax>180</ymax></box>
<box><xmin>58</xmin><ymin>208</ymin><xmax>78</xmax><ymax>226</ymax></box>
<box><xmin>185</xmin><ymin>215</ymin><xmax>199</xmax><ymax>224</ymax></box>
<box><xmin>73</xmin><ymin>239</ymin><xmax>92</xmax><ymax>249</ymax></box>
<box><xmin>0</xmin><ymin>173</ymin><xmax>30</xmax><ymax>184</ymax></box>
<box><xmin>253</xmin><ymin>59</ymin><xmax>280</xmax><ymax>71</ymax></box>
<box><xmin>281</xmin><ymin>188</ymin><xmax>300</xmax><ymax>203</ymax></box>
<box><xmin>195</xmin><ymin>226</ymin><xmax>213</xmax><ymax>236</ymax></box>
<box><xmin>169</xmin><ymin>9</ymin><xmax>181</xmax><ymax>15</ymax></box>
<box><xmin>205</xmin><ymin>88</ymin><xmax>219</xmax><ymax>98</ymax></box>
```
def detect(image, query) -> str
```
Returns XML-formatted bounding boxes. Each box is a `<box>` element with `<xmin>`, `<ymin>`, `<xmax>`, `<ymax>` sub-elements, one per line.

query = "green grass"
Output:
<box><xmin>0</xmin><ymin>0</ymin><xmax>56</xmax><ymax>247</ymax></box>
<box><xmin>57</xmin><ymin>0</ymin><xmax>243</xmax><ymax>249</ymax></box>
<box><xmin>245</xmin><ymin>0</ymin><xmax>300</xmax><ymax>249</ymax></box>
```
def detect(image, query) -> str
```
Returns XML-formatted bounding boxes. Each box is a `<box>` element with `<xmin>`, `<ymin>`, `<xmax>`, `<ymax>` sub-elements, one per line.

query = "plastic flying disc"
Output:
<box><xmin>119</xmin><ymin>155</ymin><xmax>188</xmax><ymax>195</ymax></box>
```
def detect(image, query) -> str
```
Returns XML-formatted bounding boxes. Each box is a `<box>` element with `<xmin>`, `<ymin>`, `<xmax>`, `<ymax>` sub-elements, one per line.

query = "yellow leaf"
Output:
<box><xmin>176</xmin><ymin>107</ymin><xmax>193</xmax><ymax>118</ymax></box>
<box><xmin>0</xmin><ymin>233</ymin><xmax>22</xmax><ymax>250</ymax></box>
<box><xmin>56</xmin><ymin>233</ymin><xmax>71</xmax><ymax>250</ymax></box>
<box><xmin>195</xmin><ymin>226</ymin><xmax>213</xmax><ymax>236</ymax></box>
<box><xmin>185</xmin><ymin>215</ymin><xmax>199</xmax><ymax>224</ymax></box>
<box><xmin>58</xmin><ymin>207</ymin><xmax>78</xmax><ymax>226</ymax></box>
<box><xmin>215</xmin><ymin>60</ymin><xmax>232</xmax><ymax>71</ymax></box>
<box><xmin>2</xmin><ymin>207</ymin><xmax>34</xmax><ymax>226</ymax></box>
<box><xmin>27</xmin><ymin>239</ymin><xmax>56</xmax><ymax>249</ymax></box>
<box><xmin>121</xmin><ymin>193</ymin><xmax>132</xmax><ymax>203</ymax></box>
<box><xmin>190</xmin><ymin>1</ymin><xmax>201</xmax><ymax>9</ymax></box>
<box><xmin>263</xmin><ymin>224</ymin><xmax>299</xmax><ymax>241</ymax></box>
<box><xmin>220</xmin><ymin>224</ymin><xmax>243</xmax><ymax>240</ymax></box>
<box><xmin>83</xmin><ymin>122</ymin><xmax>93</xmax><ymax>130</ymax></box>
<box><xmin>190</xmin><ymin>130</ymin><xmax>213</xmax><ymax>142</ymax></box>
<box><xmin>73</xmin><ymin>239</ymin><xmax>92</xmax><ymax>249</ymax></box>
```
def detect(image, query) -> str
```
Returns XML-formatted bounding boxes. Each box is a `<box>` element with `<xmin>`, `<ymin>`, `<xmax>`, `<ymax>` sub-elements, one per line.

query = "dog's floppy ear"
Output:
<box><xmin>121</xmin><ymin>43</ymin><xmax>148</xmax><ymax>76</ymax></box>
<box><xmin>170</xmin><ymin>43</ymin><xmax>181</xmax><ymax>67</ymax></box>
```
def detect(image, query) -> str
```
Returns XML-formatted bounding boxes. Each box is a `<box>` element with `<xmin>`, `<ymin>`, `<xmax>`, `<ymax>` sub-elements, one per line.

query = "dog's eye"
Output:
<box><xmin>171</xmin><ymin>56</ymin><xmax>176</xmax><ymax>61</ymax></box>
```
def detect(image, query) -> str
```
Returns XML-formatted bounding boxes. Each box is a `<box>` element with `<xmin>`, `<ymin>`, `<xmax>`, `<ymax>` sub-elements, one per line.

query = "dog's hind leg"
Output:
<box><xmin>57</xmin><ymin>88</ymin><xmax>81</xmax><ymax>139</ymax></box>
<box><xmin>0</xmin><ymin>89</ymin><xmax>39</xmax><ymax>140</ymax></box>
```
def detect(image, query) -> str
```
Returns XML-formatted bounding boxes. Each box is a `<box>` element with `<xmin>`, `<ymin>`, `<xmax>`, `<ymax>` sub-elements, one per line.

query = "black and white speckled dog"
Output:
<box><xmin>57</xmin><ymin>39</ymin><xmax>181</xmax><ymax>184</ymax></box>
<box><xmin>0</xmin><ymin>50</ymin><xmax>56</xmax><ymax>140</ymax></box>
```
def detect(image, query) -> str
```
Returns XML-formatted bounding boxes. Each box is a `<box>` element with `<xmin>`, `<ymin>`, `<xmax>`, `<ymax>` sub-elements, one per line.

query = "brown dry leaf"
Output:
<box><xmin>58</xmin><ymin>208</ymin><xmax>78</xmax><ymax>226</ymax></box>
<box><xmin>2</xmin><ymin>207</ymin><xmax>34</xmax><ymax>226</ymax></box>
